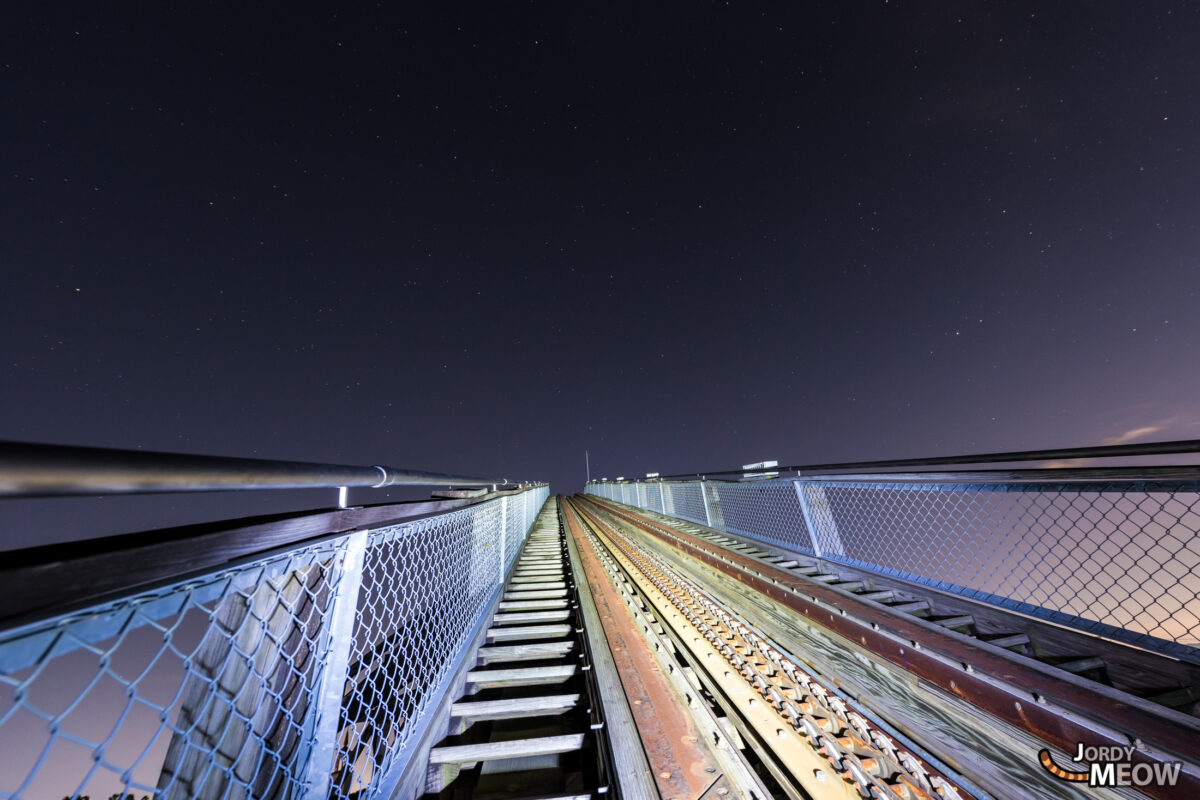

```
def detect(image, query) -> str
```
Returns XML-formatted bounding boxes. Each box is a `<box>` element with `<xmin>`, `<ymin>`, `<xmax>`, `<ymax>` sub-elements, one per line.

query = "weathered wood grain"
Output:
<box><xmin>428</xmin><ymin>733</ymin><xmax>585</xmax><ymax>764</ymax></box>
<box><xmin>630</xmin><ymin>525</ymin><xmax>1150</xmax><ymax>800</ymax></box>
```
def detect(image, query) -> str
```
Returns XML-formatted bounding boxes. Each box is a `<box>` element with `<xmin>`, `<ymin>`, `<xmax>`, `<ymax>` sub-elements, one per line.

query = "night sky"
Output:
<box><xmin>4</xmin><ymin>3</ymin><xmax>1199</xmax><ymax>545</ymax></box>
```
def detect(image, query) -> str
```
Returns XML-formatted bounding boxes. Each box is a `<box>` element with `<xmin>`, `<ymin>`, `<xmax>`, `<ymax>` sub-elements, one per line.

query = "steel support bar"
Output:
<box><xmin>499</xmin><ymin>496</ymin><xmax>509</xmax><ymax>583</ymax></box>
<box><xmin>793</xmin><ymin>481</ymin><xmax>847</xmax><ymax>558</ymax></box>
<box><xmin>793</xmin><ymin>480</ymin><xmax>824</xmax><ymax>557</ymax></box>
<box><xmin>302</xmin><ymin>530</ymin><xmax>367</xmax><ymax>799</ymax></box>
<box><xmin>699</xmin><ymin>480</ymin><xmax>713</xmax><ymax>527</ymax></box>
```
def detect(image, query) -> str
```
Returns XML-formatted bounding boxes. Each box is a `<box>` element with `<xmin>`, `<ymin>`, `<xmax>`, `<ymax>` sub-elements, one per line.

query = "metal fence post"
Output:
<box><xmin>793</xmin><ymin>481</ymin><xmax>847</xmax><ymax>558</ymax></box>
<box><xmin>793</xmin><ymin>481</ymin><xmax>824</xmax><ymax>557</ymax></box>
<box><xmin>303</xmin><ymin>529</ymin><xmax>368</xmax><ymax>799</ymax></box>
<box><xmin>499</xmin><ymin>495</ymin><xmax>509</xmax><ymax>581</ymax></box>
<box><xmin>699</xmin><ymin>480</ymin><xmax>714</xmax><ymax>527</ymax></box>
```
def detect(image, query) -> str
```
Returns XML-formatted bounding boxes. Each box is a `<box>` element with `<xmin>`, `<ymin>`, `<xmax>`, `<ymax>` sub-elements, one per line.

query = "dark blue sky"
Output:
<box><xmin>3</xmin><ymin>2</ymin><xmax>1199</xmax><ymax>542</ymax></box>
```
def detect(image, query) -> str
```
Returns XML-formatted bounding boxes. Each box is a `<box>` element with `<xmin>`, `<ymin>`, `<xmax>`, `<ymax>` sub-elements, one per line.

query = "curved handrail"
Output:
<box><xmin>634</xmin><ymin>438</ymin><xmax>1200</xmax><ymax>481</ymax></box>
<box><xmin>0</xmin><ymin>440</ymin><xmax>508</xmax><ymax>497</ymax></box>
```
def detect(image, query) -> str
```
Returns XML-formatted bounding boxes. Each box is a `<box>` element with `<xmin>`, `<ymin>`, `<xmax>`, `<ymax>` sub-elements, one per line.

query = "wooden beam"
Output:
<box><xmin>450</xmin><ymin>694</ymin><xmax>580</xmax><ymax>723</ymax></box>
<box><xmin>476</xmin><ymin>641</ymin><xmax>576</xmax><ymax>665</ymax></box>
<box><xmin>465</xmin><ymin>664</ymin><xmax>576</xmax><ymax>690</ymax></box>
<box><xmin>485</xmin><ymin>624</ymin><xmax>571</xmax><ymax>642</ymax></box>
<box><xmin>428</xmin><ymin>734</ymin><xmax>585</xmax><ymax>765</ymax></box>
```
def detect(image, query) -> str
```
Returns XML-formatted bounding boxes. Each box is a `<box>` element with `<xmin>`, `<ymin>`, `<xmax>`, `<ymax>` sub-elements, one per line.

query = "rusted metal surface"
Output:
<box><xmin>561</xmin><ymin>501</ymin><xmax>732</xmax><ymax>799</ymax></box>
<box><xmin>585</xmin><ymin>495</ymin><xmax>1200</xmax><ymax>800</ymax></box>
<box><xmin>571</xmin><ymin>498</ymin><xmax>972</xmax><ymax>800</ymax></box>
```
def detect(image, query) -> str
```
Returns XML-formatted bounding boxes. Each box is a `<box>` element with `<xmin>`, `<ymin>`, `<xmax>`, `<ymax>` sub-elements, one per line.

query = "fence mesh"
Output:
<box><xmin>586</xmin><ymin>479</ymin><xmax>1200</xmax><ymax>659</ymax></box>
<box><xmin>708</xmin><ymin>481</ymin><xmax>811</xmax><ymax>552</ymax></box>
<box><xmin>665</xmin><ymin>483</ymin><xmax>706</xmax><ymax>525</ymax></box>
<box><xmin>0</xmin><ymin>486</ymin><xmax>548</xmax><ymax>800</ymax></box>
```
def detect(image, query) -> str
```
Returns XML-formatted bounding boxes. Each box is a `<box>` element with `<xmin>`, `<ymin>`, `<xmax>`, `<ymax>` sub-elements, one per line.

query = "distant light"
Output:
<box><xmin>646</xmin><ymin>472</ymin><xmax>659</xmax><ymax>478</ymax></box>
<box><xmin>616</xmin><ymin>476</ymin><xmax>625</xmax><ymax>481</ymax></box>
<box><xmin>742</xmin><ymin>460</ymin><xmax>779</xmax><ymax>479</ymax></box>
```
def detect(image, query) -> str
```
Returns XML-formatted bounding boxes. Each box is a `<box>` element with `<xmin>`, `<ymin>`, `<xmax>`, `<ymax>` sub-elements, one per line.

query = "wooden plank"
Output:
<box><xmin>466</xmin><ymin>664</ymin><xmax>576</xmax><ymax>689</ymax></box>
<box><xmin>450</xmin><ymin>693</ymin><xmax>580</xmax><ymax>722</ymax></box>
<box><xmin>1148</xmin><ymin>686</ymin><xmax>1200</xmax><ymax>710</ymax></box>
<box><xmin>477</xmin><ymin>641</ymin><xmax>577</xmax><ymax>664</ymax></box>
<box><xmin>985</xmin><ymin>633</ymin><xmax>1030</xmax><ymax>649</ymax></box>
<box><xmin>392</xmin><ymin>499</ymin><xmax>557</xmax><ymax>800</ymax></box>
<box><xmin>1057</xmin><ymin>656</ymin><xmax>1106</xmax><ymax>674</ymax></box>
<box><xmin>486</xmin><ymin>623</ymin><xmax>572</xmax><ymax>642</ymax></box>
<box><xmin>428</xmin><ymin>734</ymin><xmax>585</xmax><ymax>765</ymax></box>
<box><xmin>492</xmin><ymin>610</ymin><xmax>571</xmax><ymax>625</ymax></box>
<box><xmin>889</xmin><ymin>600</ymin><xmax>931</xmax><ymax>614</ymax></box>
<box><xmin>505</xmin><ymin>581</ymin><xmax>565</xmax><ymax>591</ymax></box>
<box><xmin>498</xmin><ymin>599</ymin><xmax>568</xmax><ymax>611</ymax></box>
<box><xmin>503</xmin><ymin>589</ymin><xmax>567</xmax><ymax>600</ymax></box>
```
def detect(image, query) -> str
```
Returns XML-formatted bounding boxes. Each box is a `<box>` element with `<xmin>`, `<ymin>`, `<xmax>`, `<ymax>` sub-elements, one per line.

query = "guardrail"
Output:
<box><xmin>0</xmin><ymin>440</ymin><xmax>509</xmax><ymax>497</ymax></box>
<box><xmin>586</xmin><ymin>454</ymin><xmax>1200</xmax><ymax>664</ymax></box>
<box><xmin>0</xmin><ymin>441</ymin><xmax>545</xmax><ymax>800</ymax></box>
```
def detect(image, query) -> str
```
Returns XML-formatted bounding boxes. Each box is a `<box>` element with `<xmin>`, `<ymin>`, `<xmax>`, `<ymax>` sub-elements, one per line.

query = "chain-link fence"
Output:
<box><xmin>0</xmin><ymin>485</ymin><xmax>548</xmax><ymax>800</ymax></box>
<box><xmin>586</xmin><ymin>477</ymin><xmax>1200</xmax><ymax>662</ymax></box>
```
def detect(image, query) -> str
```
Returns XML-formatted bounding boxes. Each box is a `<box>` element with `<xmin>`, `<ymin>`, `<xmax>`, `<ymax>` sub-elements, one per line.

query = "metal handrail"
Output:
<box><xmin>0</xmin><ymin>485</ymin><xmax>545</xmax><ymax>626</ymax></box>
<box><xmin>593</xmin><ymin>465</ymin><xmax>1200</xmax><ymax>486</ymax></box>
<box><xmin>633</xmin><ymin>438</ymin><xmax>1200</xmax><ymax>481</ymax></box>
<box><xmin>0</xmin><ymin>440</ymin><xmax>508</xmax><ymax>498</ymax></box>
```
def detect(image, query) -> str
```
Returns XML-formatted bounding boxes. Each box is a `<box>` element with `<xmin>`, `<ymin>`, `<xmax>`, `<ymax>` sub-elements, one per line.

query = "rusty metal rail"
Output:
<box><xmin>561</xmin><ymin>499</ymin><xmax>770</xmax><ymax>799</ymax></box>
<box><xmin>566</xmin><ymin>495</ymin><xmax>974</xmax><ymax>800</ymax></box>
<box><xmin>580</xmin><ymin>493</ymin><xmax>1200</xmax><ymax>800</ymax></box>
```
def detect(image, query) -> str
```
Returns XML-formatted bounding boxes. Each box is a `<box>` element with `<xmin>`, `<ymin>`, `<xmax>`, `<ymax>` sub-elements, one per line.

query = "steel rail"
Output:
<box><xmin>582</xmin><ymin>494</ymin><xmax>1200</xmax><ymax>800</ymax></box>
<box><xmin>0</xmin><ymin>440</ymin><xmax>508</xmax><ymax>497</ymax></box>
<box><xmin>560</xmin><ymin>499</ymin><xmax>754</xmax><ymax>798</ymax></box>
<box><xmin>635</xmin><ymin>438</ymin><xmax>1200</xmax><ymax>481</ymax></box>
<box><xmin>568</xmin><ymin>496</ymin><xmax>972</xmax><ymax>800</ymax></box>
<box><xmin>557</xmin><ymin>501</ymin><xmax>662</xmax><ymax>799</ymax></box>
